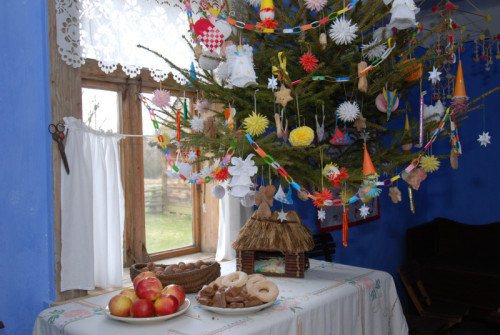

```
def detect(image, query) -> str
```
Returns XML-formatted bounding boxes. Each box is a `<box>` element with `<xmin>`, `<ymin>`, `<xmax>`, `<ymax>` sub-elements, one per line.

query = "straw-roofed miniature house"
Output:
<box><xmin>232</xmin><ymin>210</ymin><xmax>314</xmax><ymax>278</ymax></box>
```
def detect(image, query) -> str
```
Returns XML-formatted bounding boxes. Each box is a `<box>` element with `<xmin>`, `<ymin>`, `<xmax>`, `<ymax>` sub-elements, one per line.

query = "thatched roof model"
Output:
<box><xmin>232</xmin><ymin>210</ymin><xmax>314</xmax><ymax>253</ymax></box>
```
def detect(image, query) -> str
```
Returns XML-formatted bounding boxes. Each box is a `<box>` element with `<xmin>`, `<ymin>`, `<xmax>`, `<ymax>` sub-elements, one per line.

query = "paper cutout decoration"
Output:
<box><xmin>228</xmin><ymin>154</ymin><xmax>258</xmax><ymax>197</ymax></box>
<box><xmin>273</xmin><ymin>184</ymin><xmax>293</xmax><ymax>205</ymax></box>
<box><xmin>226</xmin><ymin>44</ymin><xmax>257</xmax><ymax>88</ymax></box>
<box><xmin>452</xmin><ymin>60</ymin><xmax>468</xmax><ymax>103</ymax></box>
<box><xmin>402</xmin><ymin>168</ymin><xmax>427</xmax><ymax>190</ymax></box>
<box><xmin>193</xmin><ymin>19</ymin><xmax>224</xmax><ymax>52</ymax></box>
<box><xmin>363</xmin><ymin>143</ymin><xmax>376</xmax><ymax>175</ymax></box>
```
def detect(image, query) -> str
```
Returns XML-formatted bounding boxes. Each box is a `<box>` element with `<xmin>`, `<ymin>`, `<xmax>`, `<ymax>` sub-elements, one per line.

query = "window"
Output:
<box><xmin>79</xmin><ymin>61</ymin><xmax>201</xmax><ymax>266</ymax></box>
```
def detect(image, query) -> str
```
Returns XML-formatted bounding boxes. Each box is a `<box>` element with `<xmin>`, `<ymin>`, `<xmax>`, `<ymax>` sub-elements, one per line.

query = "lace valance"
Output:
<box><xmin>56</xmin><ymin>0</ymin><xmax>200</xmax><ymax>84</ymax></box>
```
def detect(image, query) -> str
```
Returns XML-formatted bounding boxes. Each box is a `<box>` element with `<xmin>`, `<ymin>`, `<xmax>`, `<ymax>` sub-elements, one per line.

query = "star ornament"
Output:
<box><xmin>354</xmin><ymin>114</ymin><xmax>367</xmax><ymax>131</ymax></box>
<box><xmin>268</xmin><ymin>75</ymin><xmax>278</xmax><ymax>91</ymax></box>
<box><xmin>478</xmin><ymin>131</ymin><xmax>491</xmax><ymax>147</ymax></box>
<box><xmin>428</xmin><ymin>66</ymin><xmax>442</xmax><ymax>85</ymax></box>
<box><xmin>359</xmin><ymin>204</ymin><xmax>370</xmax><ymax>219</ymax></box>
<box><xmin>277</xmin><ymin>209</ymin><xmax>288</xmax><ymax>222</ymax></box>
<box><xmin>275</xmin><ymin>85</ymin><xmax>294</xmax><ymax>107</ymax></box>
<box><xmin>317</xmin><ymin>208</ymin><xmax>326</xmax><ymax>221</ymax></box>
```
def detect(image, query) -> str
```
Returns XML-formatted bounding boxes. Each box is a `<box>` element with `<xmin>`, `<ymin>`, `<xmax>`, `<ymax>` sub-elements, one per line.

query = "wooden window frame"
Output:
<box><xmin>48</xmin><ymin>0</ymin><xmax>217</xmax><ymax>302</ymax></box>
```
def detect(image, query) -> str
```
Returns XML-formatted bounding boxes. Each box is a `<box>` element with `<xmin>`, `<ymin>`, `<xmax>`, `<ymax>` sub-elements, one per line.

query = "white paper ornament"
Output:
<box><xmin>329</xmin><ymin>16</ymin><xmax>358</xmax><ymax>45</ymax></box>
<box><xmin>373</xmin><ymin>26</ymin><xmax>393</xmax><ymax>41</ymax></box>
<box><xmin>388</xmin><ymin>0</ymin><xmax>418</xmax><ymax>30</ymax></box>
<box><xmin>214</xmin><ymin>20</ymin><xmax>233</xmax><ymax>40</ymax></box>
<box><xmin>190</xmin><ymin>115</ymin><xmax>205</xmax><ymax>132</ymax></box>
<box><xmin>211</xmin><ymin>185</ymin><xmax>226</xmax><ymax>199</ymax></box>
<box><xmin>337</xmin><ymin>101</ymin><xmax>360</xmax><ymax>122</ymax></box>
<box><xmin>361</xmin><ymin>38</ymin><xmax>387</xmax><ymax>61</ymax></box>
<box><xmin>226</xmin><ymin>45</ymin><xmax>257</xmax><ymax>87</ymax></box>
<box><xmin>199</xmin><ymin>51</ymin><xmax>221</xmax><ymax>71</ymax></box>
<box><xmin>228</xmin><ymin>154</ymin><xmax>258</xmax><ymax>197</ymax></box>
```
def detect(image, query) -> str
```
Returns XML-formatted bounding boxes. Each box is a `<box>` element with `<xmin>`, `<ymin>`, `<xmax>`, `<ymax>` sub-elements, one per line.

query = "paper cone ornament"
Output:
<box><xmin>363</xmin><ymin>143</ymin><xmax>376</xmax><ymax>175</ymax></box>
<box><xmin>259</xmin><ymin>0</ymin><xmax>275</xmax><ymax>21</ymax></box>
<box><xmin>452</xmin><ymin>60</ymin><xmax>468</xmax><ymax>102</ymax></box>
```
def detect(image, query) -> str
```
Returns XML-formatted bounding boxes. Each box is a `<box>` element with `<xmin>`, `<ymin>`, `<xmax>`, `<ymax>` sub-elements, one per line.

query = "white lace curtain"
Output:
<box><xmin>55</xmin><ymin>0</ymin><xmax>198</xmax><ymax>84</ymax></box>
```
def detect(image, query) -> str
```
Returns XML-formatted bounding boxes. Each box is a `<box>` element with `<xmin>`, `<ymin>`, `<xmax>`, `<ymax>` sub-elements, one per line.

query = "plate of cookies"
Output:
<box><xmin>195</xmin><ymin>271</ymin><xmax>278</xmax><ymax>315</ymax></box>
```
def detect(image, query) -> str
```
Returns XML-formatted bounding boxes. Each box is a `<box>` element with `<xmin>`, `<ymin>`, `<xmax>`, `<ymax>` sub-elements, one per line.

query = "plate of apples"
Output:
<box><xmin>105</xmin><ymin>272</ymin><xmax>190</xmax><ymax>324</ymax></box>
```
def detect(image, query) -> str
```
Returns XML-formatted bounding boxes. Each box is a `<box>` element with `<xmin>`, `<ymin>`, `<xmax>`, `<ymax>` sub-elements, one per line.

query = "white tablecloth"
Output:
<box><xmin>34</xmin><ymin>260</ymin><xmax>409</xmax><ymax>335</ymax></box>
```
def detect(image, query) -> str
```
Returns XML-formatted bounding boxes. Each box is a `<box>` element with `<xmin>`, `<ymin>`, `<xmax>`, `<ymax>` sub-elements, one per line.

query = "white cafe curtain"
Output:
<box><xmin>60</xmin><ymin>117</ymin><xmax>125</xmax><ymax>291</ymax></box>
<box><xmin>55</xmin><ymin>0</ymin><xmax>199</xmax><ymax>83</ymax></box>
<box><xmin>216</xmin><ymin>195</ymin><xmax>253</xmax><ymax>261</ymax></box>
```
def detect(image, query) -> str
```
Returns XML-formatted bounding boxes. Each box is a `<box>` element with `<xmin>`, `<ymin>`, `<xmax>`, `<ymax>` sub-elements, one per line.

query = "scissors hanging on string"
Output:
<box><xmin>48</xmin><ymin>122</ymin><xmax>70</xmax><ymax>174</ymax></box>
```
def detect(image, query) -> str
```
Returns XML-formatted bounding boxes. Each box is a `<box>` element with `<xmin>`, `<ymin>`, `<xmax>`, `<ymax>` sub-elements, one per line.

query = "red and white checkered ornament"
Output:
<box><xmin>194</xmin><ymin>19</ymin><xmax>224</xmax><ymax>53</ymax></box>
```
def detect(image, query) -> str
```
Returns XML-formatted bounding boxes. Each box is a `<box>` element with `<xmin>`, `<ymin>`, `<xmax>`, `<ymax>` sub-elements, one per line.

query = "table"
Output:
<box><xmin>34</xmin><ymin>260</ymin><xmax>409</xmax><ymax>335</ymax></box>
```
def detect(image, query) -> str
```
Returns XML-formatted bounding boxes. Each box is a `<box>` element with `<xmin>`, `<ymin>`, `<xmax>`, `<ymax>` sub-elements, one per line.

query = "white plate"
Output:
<box><xmin>200</xmin><ymin>299</ymin><xmax>275</xmax><ymax>315</ymax></box>
<box><xmin>105</xmin><ymin>299</ymin><xmax>190</xmax><ymax>324</ymax></box>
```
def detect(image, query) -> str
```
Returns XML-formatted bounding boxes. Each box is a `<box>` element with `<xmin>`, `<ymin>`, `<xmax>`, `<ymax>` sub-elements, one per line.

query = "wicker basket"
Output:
<box><xmin>129</xmin><ymin>261</ymin><xmax>220</xmax><ymax>293</ymax></box>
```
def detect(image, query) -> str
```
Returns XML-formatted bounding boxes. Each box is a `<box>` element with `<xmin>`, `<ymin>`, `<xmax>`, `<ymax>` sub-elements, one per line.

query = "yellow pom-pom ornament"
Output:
<box><xmin>243</xmin><ymin>112</ymin><xmax>269</xmax><ymax>136</ymax></box>
<box><xmin>420</xmin><ymin>155</ymin><xmax>440</xmax><ymax>173</ymax></box>
<box><xmin>289</xmin><ymin>126</ymin><xmax>315</xmax><ymax>147</ymax></box>
<box><xmin>156</xmin><ymin>127</ymin><xmax>171</xmax><ymax>149</ymax></box>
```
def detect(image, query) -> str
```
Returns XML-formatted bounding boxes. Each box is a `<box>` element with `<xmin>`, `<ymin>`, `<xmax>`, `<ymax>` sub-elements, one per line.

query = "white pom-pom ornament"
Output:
<box><xmin>189</xmin><ymin>115</ymin><xmax>205</xmax><ymax>132</ymax></box>
<box><xmin>361</xmin><ymin>38</ymin><xmax>387</xmax><ymax>61</ymax></box>
<box><xmin>329</xmin><ymin>16</ymin><xmax>358</xmax><ymax>45</ymax></box>
<box><xmin>305</xmin><ymin>0</ymin><xmax>327</xmax><ymax>12</ymax></box>
<box><xmin>337</xmin><ymin>101</ymin><xmax>360</xmax><ymax>122</ymax></box>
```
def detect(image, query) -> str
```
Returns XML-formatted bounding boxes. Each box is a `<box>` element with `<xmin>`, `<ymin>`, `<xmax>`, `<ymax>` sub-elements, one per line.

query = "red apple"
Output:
<box><xmin>133</xmin><ymin>271</ymin><xmax>156</xmax><ymax>289</ymax></box>
<box><xmin>154</xmin><ymin>294</ymin><xmax>179</xmax><ymax>316</ymax></box>
<box><xmin>135</xmin><ymin>276</ymin><xmax>163</xmax><ymax>301</ymax></box>
<box><xmin>162</xmin><ymin>284</ymin><xmax>185</xmax><ymax>305</ymax></box>
<box><xmin>120</xmin><ymin>288</ymin><xmax>138</xmax><ymax>303</ymax></box>
<box><xmin>130</xmin><ymin>298</ymin><xmax>155</xmax><ymax>318</ymax></box>
<box><xmin>108</xmin><ymin>294</ymin><xmax>133</xmax><ymax>317</ymax></box>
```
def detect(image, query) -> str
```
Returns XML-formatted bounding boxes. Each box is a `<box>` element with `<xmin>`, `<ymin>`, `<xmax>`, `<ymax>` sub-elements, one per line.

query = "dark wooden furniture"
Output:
<box><xmin>405</xmin><ymin>217</ymin><xmax>500</xmax><ymax>323</ymax></box>
<box><xmin>399</xmin><ymin>262</ymin><xmax>469</xmax><ymax>329</ymax></box>
<box><xmin>308</xmin><ymin>233</ymin><xmax>336</xmax><ymax>262</ymax></box>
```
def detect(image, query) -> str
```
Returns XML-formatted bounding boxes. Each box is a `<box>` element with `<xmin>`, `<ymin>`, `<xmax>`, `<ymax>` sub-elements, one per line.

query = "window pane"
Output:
<box><xmin>82</xmin><ymin>88</ymin><xmax>119</xmax><ymax>132</ymax></box>
<box><xmin>141</xmin><ymin>93</ymin><xmax>194</xmax><ymax>253</ymax></box>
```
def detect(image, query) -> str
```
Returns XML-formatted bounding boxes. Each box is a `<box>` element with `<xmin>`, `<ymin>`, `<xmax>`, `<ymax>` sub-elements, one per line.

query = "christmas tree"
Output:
<box><xmin>139</xmin><ymin>0</ymin><xmax>495</xmax><ymax>210</ymax></box>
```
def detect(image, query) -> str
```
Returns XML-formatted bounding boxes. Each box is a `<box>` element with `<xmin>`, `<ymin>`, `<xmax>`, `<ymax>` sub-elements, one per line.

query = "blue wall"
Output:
<box><xmin>0</xmin><ymin>1</ymin><xmax>498</xmax><ymax>333</ymax></box>
<box><xmin>295</xmin><ymin>43</ymin><xmax>500</xmax><ymax>306</ymax></box>
<box><xmin>0</xmin><ymin>1</ymin><xmax>55</xmax><ymax>334</ymax></box>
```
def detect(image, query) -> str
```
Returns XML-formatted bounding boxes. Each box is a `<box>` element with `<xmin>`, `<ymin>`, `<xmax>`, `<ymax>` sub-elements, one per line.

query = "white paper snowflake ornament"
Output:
<box><xmin>337</xmin><ymin>101</ymin><xmax>360</xmax><ymax>122</ymax></box>
<box><xmin>361</xmin><ymin>38</ymin><xmax>387</xmax><ymax>61</ymax></box>
<box><xmin>329</xmin><ymin>16</ymin><xmax>358</xmax><ymax>45</ymax></box>
<box><xmin>268</xmin><ymin>75</ymin><xmax>278</xmax><ymax>90</ymax></box>
<box><xmin>168</xmin><ymin>162</ymin><xmax>192</xmax><ymax>179</ymax></box>
<box><xmin>478</xmin><ymin>131</ymin><xmax>491</xmax><ymax>147</ymax></box>
<box><xmin>228</xmin><ymin>154</ymin><xmax>258</xmax><ymax>197</ymax></box>
<box><xmin>189</xmin><ymin>115</ymin><xmax>205</xmax><ymax>133</ymax></box>
<box><xmin>211</xmin><ymin>184</ymin><xmax>226</xmax><ymax>199</ymax></box>
<box><xmin>428</xmin><ymin>66</ymin><xmax>442</xmax><ymax>85</ymax></box>
<box><xmin>388</xmin><ymin>0</ymin><xmax>419</xmax><ymax>30</ymax></box>
<box><xmin>359</xmin><ymin>204</ymin><xmax>370</xmax><ymax>219</ymax></box>
<box><xmin>318</xmin><ymin>208</ymin><xmax>326</xmax><ymax>221</ymax></box>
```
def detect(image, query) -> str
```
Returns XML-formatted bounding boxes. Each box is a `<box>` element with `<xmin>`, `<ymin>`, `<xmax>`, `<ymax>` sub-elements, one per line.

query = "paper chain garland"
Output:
<box><xmin>141</xmin><ymin>97</ymin><xmax>461</xmax><ymax>208</ymax></box>
<box><xmin>208</xmin><ymin>0</ymin><xmax>360</xmax><ymax>35</ymax></box>
<box><xmin>140</xmin><ymin>95</ymin><xmax>241</xmax><ymax>184</ymax></box>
